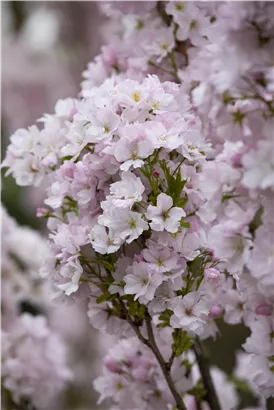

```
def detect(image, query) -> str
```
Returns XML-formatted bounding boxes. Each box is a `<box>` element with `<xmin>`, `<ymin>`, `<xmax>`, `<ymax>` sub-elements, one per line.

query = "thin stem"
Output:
<box><xmin>193</xmin><ymin>338</ymin><xmax>221</xmax><ymax>410</ymax></box>
<box><xmin>167</xmin><ymin>350</ymin><xmax>176</xmax><ymax>371</ymax></box>
<box><xmin>120</xmin><ymin>300</ymin><xmax>187</xmax><ymax>410</ymax></box>
<box><xmin>144</xmin><ymin>313</ymin><xmax>187</xmax><ymax>410</ymax></box>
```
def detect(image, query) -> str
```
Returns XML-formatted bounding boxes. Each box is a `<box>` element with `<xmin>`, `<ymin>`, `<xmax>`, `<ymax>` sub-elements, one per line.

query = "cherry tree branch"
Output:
<box><xmin>193</xmin><ymin>337</ymin><xmax>221</xmax><ymax>410</ymax></box>
<box><xmin>144</xmin><ymin>312</ymin><xmax>187</xmax><ymax>410</ymax></box>
<box><xmin>119</xmin><ymin>299</ymin><xmax>187</xmax><ymax>410</ymax></box>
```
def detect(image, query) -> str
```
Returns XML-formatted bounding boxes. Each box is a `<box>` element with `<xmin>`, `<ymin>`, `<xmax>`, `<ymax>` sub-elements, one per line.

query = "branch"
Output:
<box><xmin>156</xmin><ymin>1</ymin><xmax>172</xmax><ymax>26</ymax></box>
<box><xmin>193</xmin><ymin>337</ymin><xmax>221</xmax><ymax>410</ymax></box>
<box><xmin>144</xmin><ymin>312</ymin><xmax>187</xmax><ymax>410</ymax></box>
<box><xmin>10</xmin><ymin>1</ymin><xmax>26</xmax><ymax>33</ymax></box>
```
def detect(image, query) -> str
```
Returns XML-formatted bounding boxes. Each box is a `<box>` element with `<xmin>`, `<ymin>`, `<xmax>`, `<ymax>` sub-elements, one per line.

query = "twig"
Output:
<box><xmin>144</xmin><ymin>312</ymin><xmax>187</xmax><ymax>410</ymax></box>
<box><xmin>193</xmin><ymin>337</ymin><xmax>221</xmax><ymax>410</ymax></box>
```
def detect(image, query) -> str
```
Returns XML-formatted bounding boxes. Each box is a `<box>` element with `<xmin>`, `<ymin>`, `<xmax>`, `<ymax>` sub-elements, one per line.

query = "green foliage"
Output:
<box><xmin>187</xmin><ymin>380</ymin><xmax>206</xmax><ymax>401</ymax></box>
<box><xmin>249</xmin><ymin>206</ymin><xmax>263</xmax><ymax>238</ymax></box>
<box><xmin>172</xmin><ymin>329</ymin><xmax>193</xmax><ymax>357</ymax></box>
<box><xmin>160</xmin><ymin>159</ymin><xmax>187</xmax><ymax>206</ymax></box>
<box><xmin>229</xmin><ymin>376</ymin><xmax>252</xmax><ymax>394</ymax></box>
<box><xmin>157</xmin><ymin>309</ymin><xmax>173</xmax><ymax>328</ymax></box>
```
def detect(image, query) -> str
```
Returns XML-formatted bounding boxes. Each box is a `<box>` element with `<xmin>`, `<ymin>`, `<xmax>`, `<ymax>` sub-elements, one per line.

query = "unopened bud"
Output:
<box><xmin>153</xmin><ymin>170</ymin><xmax>160</xmax><ymax>177</ymax></box>
<box><xmin>255</xmin><ymin>303</ymin><xmax>272</xmax><ymax>316</ymax></box>
<box><xmin>204</xmin><ymin>268</ymin><xmax>221</xmax><ymax>287</ymax></box>
<box><xmin>36</xmin><ymin>208</ymin><xmax>50</xmax><ymax>218</ymax></box>
<box><xmin>209</xmin><ymin>304</ymin><xmax>222</xmax><ymax>318</ymax></box>
<box><xmin>103</xmin><ymin>355</ymin><xmax>121</xmax><ymax>373</ymax></box>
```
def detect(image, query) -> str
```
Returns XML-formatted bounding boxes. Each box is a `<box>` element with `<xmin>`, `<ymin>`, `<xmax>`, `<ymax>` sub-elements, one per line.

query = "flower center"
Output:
<box><xmin>185</xmin><ymin>308</ymin><xmax>193</xmax><ymax>316</ymax></box>
<box><xmin>161</xmin><ymin>210</ymin><xmax>169</xmax><ymax>220</ymax></box>
<box><xmin>128</xmin><ymin>218</ymin><xmax>137</xmax><ymax>229</ymax></box>
<box><xmin>132</xmin><ymin>92</ymin><xmax>141</xmax><ymax>102</ymax></box>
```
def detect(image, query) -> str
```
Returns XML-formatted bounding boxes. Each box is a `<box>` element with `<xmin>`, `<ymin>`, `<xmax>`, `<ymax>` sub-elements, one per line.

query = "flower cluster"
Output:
<box><xmin>2</xmin><ymin>314</ymin><xmax>72</xmax><ymax>409</ymax></box>
<box><xmin>1</xmin><ymin>206</ymin><xmax>72</xmax><ymax>409</ymax></box>
<box><xmin>94</xmin><ymin>333</ymin><xmax>240</xmax><ymax>410</ymax></box>
<box><xmin>2</xmin><ymin>1</ymin><xmax>274</xmax><ymax>409</ymax></box>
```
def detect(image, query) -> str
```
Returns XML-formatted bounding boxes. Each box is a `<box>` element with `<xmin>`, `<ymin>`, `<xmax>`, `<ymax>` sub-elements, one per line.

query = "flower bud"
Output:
<box><xmin>152</xmin><ymin>170</ymin><xmax>160</xmax><ymax>177</ymax></box>
<box><xmin>134</xmin><ymin>254</ymin><xmax>144</xmax><ymax>263</ymax></box>
<box><xmin>209</xmin><ymin>304</ymin><xmax>222</xmax><ymax>318</ymax></box>
<box><xmin>255</xmin><ymin>303</ymin><xmax>272</xmax><ymax>316</ymax></box>
<box><xmin>36</xmin><ymin>207</ymin><xmax>50</xmax><ymax>218</ymax></box>
<box><xmin>204</xmin><ymin>268</ymin><xmax>221</xmax><ymax>287</ymax></box>
<box><xmin>103</xmin><ymin>355</ymin><xmax>121</xmax><ymax>373</ymax></box>
<box><xmin>231</xmin><ymin>152</ymin><xmax>243</xmax><ymax>168</ymax></box>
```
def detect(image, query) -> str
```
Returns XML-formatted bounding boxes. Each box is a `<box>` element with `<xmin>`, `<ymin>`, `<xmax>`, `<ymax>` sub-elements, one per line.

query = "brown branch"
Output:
<box><xmin>144</xmin><ymin>312</ymin><xmax>187</xmax><ymax>410</ymax></box>
<box><xmin>193</xmin><ymin>338</ymin><xmax>221</xmax><ymax>410</ymax></box>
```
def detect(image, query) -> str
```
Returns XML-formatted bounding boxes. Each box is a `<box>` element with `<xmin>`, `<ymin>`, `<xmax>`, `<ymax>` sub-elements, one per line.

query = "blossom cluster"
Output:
<box><xmin>2</xmin><ymin>1</ymin><xmax>274</xmax><ymax>410</ymax></box>
<box><xmin>1</xmin><ymin>206</ymin><xmax>72</xmax><ymax>409</ymax></box>
<box><xmin>94</xmin><ymin>333</ymin><xmax>239</xmax><ymax>410</ymax></box>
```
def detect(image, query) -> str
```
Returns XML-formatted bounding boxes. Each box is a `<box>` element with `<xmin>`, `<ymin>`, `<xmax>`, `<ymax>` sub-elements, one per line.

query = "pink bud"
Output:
<box><xmin>36</xmin><ymin>208</ymin><xmax>49</xmax><ymax>218</ymax></box>
<box><xmin>153</xmin><ymin>170</ymin><xmax>160</xmax><ymax>177</ymax></box>
<box><xmin>255</xmin><ymin>303</ymin><xmax>272</xmax><ymax>316</ymax></box>
<box><xmin>103</xmin><ymin>355</ymin><xmax>121</xmax><ymax>373</ymax></box>
<box><xmin>209</xmin><ymin>305</ymin><xmax>222</xmax><ymax>318</ymax></box>
<box><xmin>134</xmin><ymin>254</ymin><xmax>144</xmax><ymax>263</ymax></box>
<box><xmin>69</xmin><ymin>107</ymin><xmax>77</xmax><ymax>121</ymax></box>
<box><xmin>231</xmin><ymin>152</ymin><xmax>243</xmax><ymax>168</ymax></box>
<box><xmin>204</xmin><ymin>268</ymin><xmax>221</xmax><ymax>287</ymax></box>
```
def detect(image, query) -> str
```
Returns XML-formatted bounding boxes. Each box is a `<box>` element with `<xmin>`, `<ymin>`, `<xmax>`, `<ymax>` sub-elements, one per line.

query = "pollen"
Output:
<box><xmin>161</xmin><ymin>43</ymin><xmax>169</xmax><ymax>51</ymax></box>
<box><xmin>156</xmin><ymin>258</ymin><xmax>164</xmax><ymax>266</ymax></box>
<box><xmin>130</xmin><ymin>151</ymin><xmax>138</xmax><ymax>160</ymax></box>
<box><xmin>185</xmin><ymin>308</ymin><xmax>193</xmax><ymax>316</ymax></box>
<box><xmin>190</xmin><ymin>19</ymin><xmax>198</xmax><ymax>30</ymax></box>
<box><xmin>128</xmin><ymin>218</ymin><xmax>137</xmax><ymax>229</ymax></box>
<box><xmin>161</xmin><ymin>210</ymin><xmax>169</xmax><ymax>220</ymax></box>
<box><xmin>132</xmin><ymin>91</ymin><xmax>141</xmax><ymax>102</ymax></box>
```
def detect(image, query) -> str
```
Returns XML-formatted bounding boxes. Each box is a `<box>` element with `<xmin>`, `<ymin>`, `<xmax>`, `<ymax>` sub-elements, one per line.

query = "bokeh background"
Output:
<box><xmin>1</xmin><ymin>2</ymin><xmax>273</xmax><ymax>410</ymax></box>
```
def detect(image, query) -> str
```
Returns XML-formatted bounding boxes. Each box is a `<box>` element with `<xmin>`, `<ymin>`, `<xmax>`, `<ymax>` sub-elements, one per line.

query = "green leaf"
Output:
<box><xmin>157</xmin><ymin>309</ymin><xmax>172</xmax><ymax>328</ymax></box>
<box><xmin>249</xmin><ymin>206</ymin><xmax>263</xmax><ymax>238</ymax></box>
<box><xmin>229</xmin><ymin>376</ymin><xmax>252</xmax><ymax>393</ymax></box>
<box><xmin>187</xmin><ymin>256</ymin><xmax>204</xmax><ymax>278</ymax></box>
<box><xmin>187</xmin><ymin>380</ymin><xmax>206</xmax><ymax>401</ymax></box>
<box><xmin>172</xmin><ymin>329</ymin><xmax>193</xmax><ymax>356</ymax></box>
<box><xmin>96</xmin><ymin>292</ymin><xmax>111</xmax><ymax>304</ymax></box>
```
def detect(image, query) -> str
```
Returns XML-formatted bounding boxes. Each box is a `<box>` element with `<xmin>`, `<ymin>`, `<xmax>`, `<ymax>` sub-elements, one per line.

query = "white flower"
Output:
<box><xmin>114</xmin><ymin>138</ymin><xmax>154</xmax><ymax>171</ymax></box>
<box><xmin>170</xmin><ymin>292</ymin><xmax>209</xmax><ymax>335</ymax></box>
<box><xmin>242</xmin><ymin>141</ymin><xmax>274</xmax><ymax>190</ymax></box>
<box><xmin>89</xmin><ymin>224</ymin><xmax>123</xmax><ymax>254</ymax></box>
<box><xmin>58</xmin><ymin>258</ymin><xmax>83</xmax><ymax>296</ymax></box>
<box><xmin>142</xmin><ymin>245</ymin><xmax>179</xmax><ymax>274</ymax></box>
<box><xmin>145</xmin><ymin>193</ymin><xmax>186</xmax><ymax>233</ymax></box>
<box><xmin>109</xmin><ymin>172</ymin><xmax>145</xmax><ymax>208</ymax></box>
<box><xmin>100</xmin><ymin>207</ymin><xmax>148</xmax><ymax>244</ymax></box>
<box><xmin>145</xmin><ymin>27</ymin><xmax>175</xmax><ymax>62</ymax></box>
<box><xmin>124</xmin><ymin>262</ymin><xmax>163</xmax><ymax>302</ymax></box>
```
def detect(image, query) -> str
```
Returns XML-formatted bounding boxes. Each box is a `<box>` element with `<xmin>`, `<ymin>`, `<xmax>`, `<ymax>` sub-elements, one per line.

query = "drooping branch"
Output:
<box><xmin>193</xmin><ymin>337</ymin><xmax>221</xmax><ymax>410</ymax></box>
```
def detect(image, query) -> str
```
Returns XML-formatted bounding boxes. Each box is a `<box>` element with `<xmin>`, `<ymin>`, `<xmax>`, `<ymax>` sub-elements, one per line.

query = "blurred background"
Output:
<box><xmin>1</xmin><ymin>2</ymin><xmax>269</xmax><ymax>410</ymax></box>
<box><xmin>1</xmin><ymin>0</ymin><xmax>104</xmax><ymax>228</ymax></box>
<box><xmin>1</xmin><ymin>2</ymin><xmax>112</xmax><ymax>410</ymax></box>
